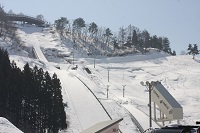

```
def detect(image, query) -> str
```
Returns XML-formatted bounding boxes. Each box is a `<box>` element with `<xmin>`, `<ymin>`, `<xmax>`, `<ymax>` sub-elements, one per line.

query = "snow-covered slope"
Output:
<box><xmin>1</xmin><ymin>24</ymin><xmax>200</xmax><ymax>133</ymax></box>
<box><xmin>0</xmin><ymin>117</ymin><xmax>23</xmax><ymax>133</ymax></box>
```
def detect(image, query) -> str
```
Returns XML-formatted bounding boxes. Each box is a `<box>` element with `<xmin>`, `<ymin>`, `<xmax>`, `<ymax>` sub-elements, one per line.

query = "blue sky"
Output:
<box><xmin>1</xmin><ymin>0</ymin><xmax>200</xmax><ymax>54</ymax></box>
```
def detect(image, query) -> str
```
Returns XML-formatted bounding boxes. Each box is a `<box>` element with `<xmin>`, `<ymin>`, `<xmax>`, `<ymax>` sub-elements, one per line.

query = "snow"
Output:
<box><xmin>1</xmin><ymin>24</ymin><xmax>200</xmax><ymax>133</ymax></box>
<box><xmin>0</xmin><ymin>117</ymin><xmax>23</xmax><ymax>133</ymax></box>
<box><xmin>123</xmin><ymin>104</ymin><xmax>160</xmax><ymax>130</ymax></box>
<box><xmin>55</xmin><ymin>70</ymin><xmax>110</xmax><ymax>130</ymax></box>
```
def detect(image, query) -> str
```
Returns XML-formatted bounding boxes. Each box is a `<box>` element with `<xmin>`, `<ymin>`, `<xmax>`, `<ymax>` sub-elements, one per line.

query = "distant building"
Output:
<box><xmin>81</xmin><ymin>118</ymin><xmax>123</xmax><ymax>133</ymax></box>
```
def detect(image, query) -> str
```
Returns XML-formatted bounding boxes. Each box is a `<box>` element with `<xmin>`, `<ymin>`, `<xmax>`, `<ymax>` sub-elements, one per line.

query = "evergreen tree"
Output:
<box><xmin>43</xmin><ymin>71</ymin><xmax>54</xmax><ymax>132</ymax></box>
<box><xmin>162</xmin><ymin>37</ymin><xmax>170</xmax><ymax>53</ymax></box>
<box><xmin>6</xmin><ymin>61</ymin><xmax>23</xmax><ymax>126</ymax></box>
<box><xmin>50</xmin><ymin>73</ymin><xmax>67</xmax><ymax>132</ymax></box>
<box><xmin>88</xmin><ymin>22</ymin><xmax>98</xmax><ymax>38</ymax></box>
<box><xmin>104</xmin><ymin>28</ymin><xmax>113</xmax><ymax>45</ymax></box>
<box><xmin>131</xmin><ymin>30</ymin><xmax>138</xmax><ymax>47</ymax></box>
<box><xmin>187</xmin><ymin>44</ymin><xmax>192</xmax><ymax>54</ymax></box>
<box><xmin>0</xmin><ymin>49</ymin><xmax>68</xmax><ymax>132</ymax></box>
<box><xmin>73</xmin><ymin>17</ymin><xmax>85</xmax><ymax>37</ymax></box>
<box><xmin>21</xmin><ymin>63</ymin><xmax>34</xmax><ymax>132</ymax></box>
<box><xmin>187</xmin><ymin>44</ymin><xmax>199</xmax><ymax>59</ymax></box>
<box><xmin>111</xmin><ymin>37</ymin><xmax>119</xmax><ymax>51</ymax></box>
<box><xmin>54</xmin><ymin>17</ymin><xmax>69</xmax><ymax>35</ymax></box>
<box><xmin>37</xmin><ymin>68</ymin><xmax>46</xmax><ymax>132</ymax></box>
<box><xmin>157</xmin><ymin>37</ymin><xmax>163</xmax><ymax>50</ymax></box>
<box><xmin>141</xmin><ymin>30</ymin><xmax>150</xmax><ymax>50</ymax></box>
<box><xmin>172</xmin><ymin>50</ymin><xmax>176</xmax><ymax>56</ymax></box>
<box><xmin>0</xmin><ymin>48</ymin><xmax>11</xmax><ymax>115</ymax></box>
<box><xmin>151</xmin><ymin>35</ymin><xmax>158</xmax><ymax>48</ymax></box>
<box><xmin>73</xmin><ymin>17</ymin><xmax>86</xmax><ymax>29</ymax></box>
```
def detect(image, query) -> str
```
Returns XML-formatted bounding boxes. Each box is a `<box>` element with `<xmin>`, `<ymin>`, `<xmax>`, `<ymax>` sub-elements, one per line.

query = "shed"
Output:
<box><xmin>81</xmin><ymin>118</ymin><xmax>123</xmax><ymax>133</ymax></box>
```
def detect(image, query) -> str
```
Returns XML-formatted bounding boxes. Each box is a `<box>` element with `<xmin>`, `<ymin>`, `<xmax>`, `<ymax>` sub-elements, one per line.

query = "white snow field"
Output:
<box><xmin>1</xmin><ymin>24</ymin><xmax>200</xmax><ymax>133</ymax></box>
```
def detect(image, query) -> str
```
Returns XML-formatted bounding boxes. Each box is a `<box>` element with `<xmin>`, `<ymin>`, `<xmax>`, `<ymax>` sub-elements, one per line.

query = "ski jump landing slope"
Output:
<box><xmin>33</xmin><ymin>45</ymin><xmax>48</xmax><ymax>62</ymax></box>
<box><xmin>56</xmin><ymin>70</ymin><xmax>110</xmax><ymax>130</ymax></box>
<box><xmin>32</xmin><ymin>40</ymin><xmax>110</xmax><ymax>130</ymax></box>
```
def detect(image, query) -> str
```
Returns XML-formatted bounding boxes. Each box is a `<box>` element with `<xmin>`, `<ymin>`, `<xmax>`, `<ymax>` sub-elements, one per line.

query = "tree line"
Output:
<box><xmin>54</xmin><ymin>17</ymin><xmax>176</xmax><ymax>56</ymax></box>
<box><xmin>0</xmin><ymin>48</ymin><xmax>67</xmax><ymax>133</ymax></box>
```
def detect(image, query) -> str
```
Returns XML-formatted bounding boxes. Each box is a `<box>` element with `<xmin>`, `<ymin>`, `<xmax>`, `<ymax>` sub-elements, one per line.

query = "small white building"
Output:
<box><xmin>81</xmin><ymin>118</ymin><xmax>123</xmax><ymax>133</ymax></box>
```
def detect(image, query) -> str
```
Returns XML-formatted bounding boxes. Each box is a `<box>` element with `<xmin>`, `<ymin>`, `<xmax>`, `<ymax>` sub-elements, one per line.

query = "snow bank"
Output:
<box><xmin>0</xmin><ymin>117</ymin><xmax>23</xmax><ymax>133</ymax></box>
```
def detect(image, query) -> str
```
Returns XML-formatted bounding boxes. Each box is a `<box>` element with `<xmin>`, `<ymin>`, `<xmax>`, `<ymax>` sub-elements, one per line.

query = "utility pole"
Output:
<box><xmin>140</xmin><ymin>81</ymin><xmax>153</xmax><ymax>128</ymax></box>
<box><xmin>148</xmin><ymin>82</ymin><xmax>152</xmax><ymax>128</ymax></box>
<box><xmin>106</xmin><ymin>85</ymin><xmax>110</xmax><ymax>99</ymax></box>
<box><xmin>108</xmin><ymin>69</ymin><xmax>110</xmax><ymax>82</ymax></box>
<box><xmin>73</xmin><ymin>39</ymin><xmax>75</xmax><ymax>65</ymax></box>
<box><xmin>94</xmin><ymin>54</ymin><xmax>96</xmax><ymax>68</ymax></box>
<box><xmin>122</xmin><ymin>85</ymin><xmax>126</xmax><ymax>97</ymax></box>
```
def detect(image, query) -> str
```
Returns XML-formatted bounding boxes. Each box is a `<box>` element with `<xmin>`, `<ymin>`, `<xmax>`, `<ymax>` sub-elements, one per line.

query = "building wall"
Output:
<box><xmin>100</xmin><ymin>124</ymin><xmax>119</xmax><ymax>133</ymax></box>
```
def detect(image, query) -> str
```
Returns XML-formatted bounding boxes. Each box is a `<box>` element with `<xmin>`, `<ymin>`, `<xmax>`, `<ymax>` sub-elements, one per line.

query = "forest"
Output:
<box><xmin>54</xmin><ymin>17</ymin><xmax>176</xmax><ymax>56</ymax></box>
<box><xmin>0</xmin><ymin>48</ymin><xmax>67</xmax><ymax>133</ymax></box>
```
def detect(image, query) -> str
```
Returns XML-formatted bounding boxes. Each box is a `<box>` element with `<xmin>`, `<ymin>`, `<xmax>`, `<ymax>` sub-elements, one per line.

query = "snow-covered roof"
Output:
<box><xmin>81</xmin><ymin>118</ymin><xmax>123</xmax><ymax>133</ymax></box>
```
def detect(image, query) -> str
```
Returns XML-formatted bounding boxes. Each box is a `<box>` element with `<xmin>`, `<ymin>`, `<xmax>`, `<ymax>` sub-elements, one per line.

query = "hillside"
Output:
<box><xmin>1</xmin><ymin>24</ymin><xmax>200</xmax><ymax>132</ymax></box>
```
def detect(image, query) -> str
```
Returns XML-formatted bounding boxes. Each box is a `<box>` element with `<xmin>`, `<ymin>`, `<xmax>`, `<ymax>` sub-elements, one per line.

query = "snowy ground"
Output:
<box><xmin>0</xmin><ymin>117</ymin><xmax>23</xmax><ymax>133</ymax></box>
<box><xmin>1</xmin><ymin>24</ymin><xmax>200</xmax><ymax>133</ymax></box>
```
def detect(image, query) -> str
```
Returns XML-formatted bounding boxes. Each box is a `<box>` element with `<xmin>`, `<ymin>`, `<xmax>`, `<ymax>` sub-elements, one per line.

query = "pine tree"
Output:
<box><xmin>50</xmin><ymin>73</ymin><xmax>67</xmax><ymax>132</ymax></box>
<box><xmin>187</xmin><ymin>44</ymin><xmax>199</xmax><ymax>59</ymax></box>
<box><xmin>6</xmin><ymin>61</ymin><xmax>23</xmax><ymax>126</ymax></box>
<box><xmin>73</xmin><ymin>17</ymin><xmax>86</xmax><ymax>37</ymax></box>
<box><xmin>104</xmin><ymin>28</ymin><xmax>113</xmax><ymax>45</ymax></box>
<box><xmin>0</xmin><ymin>48</ymin><xmax>11</xmax><ymax>116</ymax></box>
<box><xmin>162</xmin><ymin>37</ymin><xmax>170</xmax><ymax>53</ymax></box>
<box><xmin>141</xmin><ymin>30</ymin><xmax>150</xmax><ymax>50</ymax></box>
<box><xmin>131</xmin><ymin>30</ymin><xmax>138</xmax><ymax>47</ymax></box>
<box><xmin>88</xmin><ymin>22</ymin><xmax>98</xmax><ymax>38</ymax></box>
<box><xmin>37</xmin><ymin>68</ymin><xmax>46</xmax><ymax>132</ymax></box>
<box><xmin>157</xmin><ymin>37</ymin><xmax>163</xmax><ymax>50</ymax></box>
<box><xmin>54</xmin><ymin>17</ymin><xmax>69</xmax><ymax>35</ymax></box>
<box><xmin>21</xmin><ymin>63</ymin><xmax>34</xmax><ymax>132</ymax></box>
<box><xmin>43</xmin><ymin>71</ymin><xmax>54</xmax><ymax>132</ymax></box>
<box><xmin>112</xmin><ymin>38</ymin><xmax>119</xmax><ymax>51</ymax></box>
<box><xmin>172</xmin><ymin>50</ymin><xmax>176</xmax><ymax>56</ymax></box>
<box><xmin>187</xmin><ymin>44</ymin><xmax>192</xmax><ymax>54</ymax></box>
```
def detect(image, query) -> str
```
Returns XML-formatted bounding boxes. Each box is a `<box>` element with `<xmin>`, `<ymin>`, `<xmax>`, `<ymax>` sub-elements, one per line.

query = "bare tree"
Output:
<box><xmin>118</xmin><ymin>27</ymin><xmax>126</xmax><ymax>45</ymax></box>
